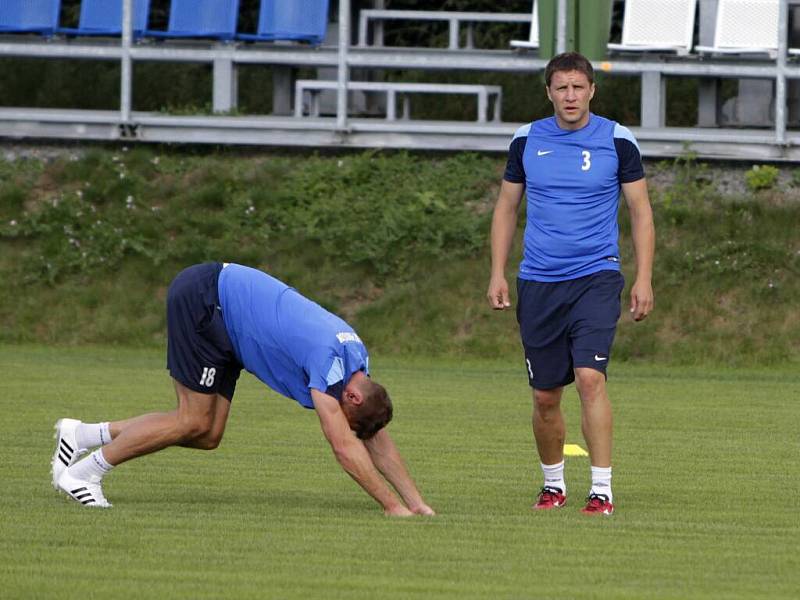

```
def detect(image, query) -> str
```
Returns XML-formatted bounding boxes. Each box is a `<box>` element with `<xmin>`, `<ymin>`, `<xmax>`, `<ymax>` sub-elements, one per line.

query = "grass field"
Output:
<box><xmin>1</xmin><ymin>345</ymin><xmax>798</xmax><ymax>599</ymax></box>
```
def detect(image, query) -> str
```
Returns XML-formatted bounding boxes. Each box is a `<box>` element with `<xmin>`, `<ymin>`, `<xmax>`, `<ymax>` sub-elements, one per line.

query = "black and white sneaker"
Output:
<box><xmin>51</xmin><ymin>418</ymin><xmax>87</xmax><ymax>489</ymax></box>
<box><xmin>57</xmin><ymin>469</ymin><xmax>112</xmax><ymax>508</ymax></box>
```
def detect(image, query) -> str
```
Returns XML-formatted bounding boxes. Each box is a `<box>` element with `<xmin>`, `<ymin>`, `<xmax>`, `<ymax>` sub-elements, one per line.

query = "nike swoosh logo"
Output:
<box><xmin>537</xmin><ymin>150</ymin><xmax>553</xmax><ymax>156</ymax></box>
<box><xmin>594</xmin><ymin>355</ymin><xmax>608</xmax><ymax>361</ymax></box>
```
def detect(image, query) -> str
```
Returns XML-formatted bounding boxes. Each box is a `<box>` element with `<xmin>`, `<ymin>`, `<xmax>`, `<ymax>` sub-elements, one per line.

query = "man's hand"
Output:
<box><xmin>409</xmin><ymin>502</ymin><xmax>436</xmax><ymax>516</ymax></box>
<box><xmin>487</xmin><ymin>274</ymin><xmax>511</xmax><ymax>310</ymax></box>
<box><xmin>363</xmin><ymin>429</ymin><xmax>436</xmax><ymax>517</ymax></box>
<box><xmin>312</xmin><ymin>390</ymin><xmax>405</xmax><ymax>514</ymax></box>
<box><xmin>488</xmin><ymin>181</ymin><xmax>524</xmax><ymax>311</ymax></box>
<box><xmin>630</xmin><ymin>278</ymin><xmax>654</xmax><ymax>321</ymax></box>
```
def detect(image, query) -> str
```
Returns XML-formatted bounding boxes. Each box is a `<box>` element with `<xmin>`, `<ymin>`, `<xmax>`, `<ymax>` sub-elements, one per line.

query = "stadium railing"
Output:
<box><xmin>510</xmin><ymin>0</ymin><xmax>539</xmax><ymax>50</ymax></box>
<box><xmin>295</xmin><ymin>79</ymin><xmax>502</xmax><ymax>123</ymax></box>
<box><xmin>2</xmin><ymin>0</ymin><xmax>800</xmax><ymax>159</ymax></box>
<box><xmin>356</xmin><ymin>9</ymin><xmax>531</xmax><ymax>50</ymax></box>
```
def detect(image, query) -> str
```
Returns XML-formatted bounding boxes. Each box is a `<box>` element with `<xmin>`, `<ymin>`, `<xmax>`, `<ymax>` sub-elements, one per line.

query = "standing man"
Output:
<box><xmin>52</xmin><ymin>262</ymin><xmax>434</xmax><ymax>517</ymax></box>
<box><xmin>486</xmin><ymin>52</ymin><xmax>655</xmax><ymax>515</ymax></box>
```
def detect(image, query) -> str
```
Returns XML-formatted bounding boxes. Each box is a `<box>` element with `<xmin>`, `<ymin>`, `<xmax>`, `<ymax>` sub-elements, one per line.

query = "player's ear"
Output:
<box><xmin>344</xmin><ymin>386</ymin><xmax>364</xmax><ymax>407</ymax></box>
<box><xmin>589</xmin><ymin>83</ymin><xmax>596</xmax><ymax>100</ymax></box>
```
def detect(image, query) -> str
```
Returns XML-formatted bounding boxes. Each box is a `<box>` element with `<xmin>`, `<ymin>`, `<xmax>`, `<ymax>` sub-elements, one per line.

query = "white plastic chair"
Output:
<box><xmin>510</xmin><ymin>0</ymin><xmax>538</xmax><ymax>49</ymax></box>
<box><xmin>694</xmin><ymin>0</ymin><xmax>779</xmax><ymax>58</ymax></box>
<box><xmin>607</xmin><ymin>0</ymin><xmax>697</xmax><ymax>55</ymax></box>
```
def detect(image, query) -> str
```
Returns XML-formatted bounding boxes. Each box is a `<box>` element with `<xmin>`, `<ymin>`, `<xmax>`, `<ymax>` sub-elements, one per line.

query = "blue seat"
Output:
<box><xmin>145</xmin><ymin>0</ymin><xmax>240</xmax><ymax>41</ymax></box>
<box><xmin>0</xmin><ymin>0</ymin><xmax>61</xmax><ymax>36</ymax></box>
<box><xmin>238</xmin><ymin>0</ymin><xmax>329</xmax><ymax>45</ymax></box>
<box><xmin>58</xmin><ymin>0</ymin><xmax>151</xmax><ymax>38</ymax></box>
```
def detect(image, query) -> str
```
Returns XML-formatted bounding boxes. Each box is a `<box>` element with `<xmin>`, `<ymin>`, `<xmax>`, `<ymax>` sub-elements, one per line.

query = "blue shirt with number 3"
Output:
<box><xmin>504</xmin><ymin>113</ymin><xmax>644</xmax><ymax>282</ymax></box>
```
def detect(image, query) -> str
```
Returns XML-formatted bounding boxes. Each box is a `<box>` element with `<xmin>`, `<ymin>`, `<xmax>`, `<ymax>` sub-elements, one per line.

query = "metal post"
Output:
<box><xmin>272</xmin><ymin>67</ymin><xmax>293</xmax><ymax>116</ymax></box>
<box><xmin>120</xmin><ymin>0</ymin><xmax>133</xmax><ymax>124</ymax></box>
<box><xmin>641</xmin><ymin>71</ymin><xmax>666</xmax><ymax>128</ymax></box>
<box><xmin>449</xmin><ymin>17</ymin><xmax>459</xmax><ymax>50</ymax></box>
<box><xmin>775</xmin><ymin>0</ymin><xmax>789</xmax><ymax>145</ymax></box>
<box><xmin>386</xmin><ymin>91</ymin><xmax>396</xmax><ymax>121</ymax></box>
<box><xmin>337</xmin><ymin>0</ymin><xmax>350</xmax><ymax>130</ymax></box>
<box><xmin>556</xmin><ymin>0</ymin><xmax>568</xmax><ymax>54</ymax></box>
<box><xmin>697</xmin><ymin>0</ymin><xmax>719</xmax><ymax>126</ymax></box>
<box><xmin>374</xmin><ymin>0</ymin><xmax>385</xmax><ymax>48</ymax></box>
<box><xmin>212</xmin><ymin>54</ymin><xmax>237</xmax><ymax>113</ymax></box>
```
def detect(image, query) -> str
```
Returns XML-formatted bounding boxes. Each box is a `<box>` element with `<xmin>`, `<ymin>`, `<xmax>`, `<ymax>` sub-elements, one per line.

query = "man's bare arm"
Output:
<box><xmin>621</xmin><ymin>178</ymin><xmax>655</xmax><ymax>321</ymax></box>
<box><xmin>363</xmin><ymin>428</ymin><xmax>435</xmax><ymax>516</ymax></box>
<box><xmin>311</xmin><ymin>389</ymin><xmax>412</xmax><ymax>516</ymax></box>
<box><xmin>487</xmin><ymin>180</ymin><xmax>525</xmax><ymax>309</ymax></box>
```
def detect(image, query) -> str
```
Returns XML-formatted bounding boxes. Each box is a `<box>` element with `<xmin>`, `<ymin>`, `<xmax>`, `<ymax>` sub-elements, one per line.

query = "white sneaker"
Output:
<box><xmin>51</xmin><ymin>418</ymin><xmax>87</xmax><ymax>490</ymax></box>
<box><xmin>57</xmin><ymin>469</ymin><xmax>112</xmax><ymax>508</ymax></box>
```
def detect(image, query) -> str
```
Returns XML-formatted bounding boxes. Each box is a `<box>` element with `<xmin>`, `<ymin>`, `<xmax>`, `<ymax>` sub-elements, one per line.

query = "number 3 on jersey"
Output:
<box><xmin>581</xmin><ymin>150</ymin><xmax>591</xmax><ymax>171</ymax></box>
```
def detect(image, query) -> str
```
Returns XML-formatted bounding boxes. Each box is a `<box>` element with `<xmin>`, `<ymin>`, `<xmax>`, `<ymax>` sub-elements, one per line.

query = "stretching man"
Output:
<box><xmin>52</xmin><ymin>262</ymin><xmax>434</xmax><ymax>516</ymax></box>
<box><xmin>487</xmin><ymin>52</ymin><xmax>655</xmax><ymax>515</ymax></box>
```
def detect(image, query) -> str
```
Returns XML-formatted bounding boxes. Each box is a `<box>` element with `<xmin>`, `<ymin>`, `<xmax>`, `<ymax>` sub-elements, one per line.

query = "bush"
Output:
<box><xmin>0</xmin><ymin>149</ymin><xmax>496</xmax><ymax>284</ymax></box>
<box><xmin>745</xmin><ymin>165</ymin><xmax>780</xmax><ymax>192</ymax></box>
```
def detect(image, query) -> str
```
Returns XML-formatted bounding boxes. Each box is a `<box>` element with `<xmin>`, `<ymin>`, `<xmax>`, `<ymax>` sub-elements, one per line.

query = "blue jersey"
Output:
<box><xmin>217</xmin><ymin>264</ymin><xmax>369</xmax><ymax>409</ymax></box>
<box><xmin>504</xmin><ymin>114</ymin><xmax>644</xmax><ymax>282</ymax></box>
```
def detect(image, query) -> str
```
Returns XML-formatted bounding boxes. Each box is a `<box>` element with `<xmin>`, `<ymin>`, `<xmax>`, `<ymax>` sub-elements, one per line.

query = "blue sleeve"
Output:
<box><xmin>308</xmin><ymin>351</ymin><xmax>342</xmax><ymax>394</ymax></box>
<box><xmin>503</xmin><ymin>124</ymin><xmax>530</xmax><ymax>183</ymax></box>
<box><xmin>613</xmin><ymin>124</ymin><xmax>645</xmax><ymax>183</ymax></box>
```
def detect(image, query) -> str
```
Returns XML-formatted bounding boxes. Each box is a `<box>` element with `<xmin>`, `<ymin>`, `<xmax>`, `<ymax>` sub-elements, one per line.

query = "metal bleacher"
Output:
<box><xmin>2</xmin><ymin>0</ymin><xmax>800</xmax><ymax>160</ymax></box>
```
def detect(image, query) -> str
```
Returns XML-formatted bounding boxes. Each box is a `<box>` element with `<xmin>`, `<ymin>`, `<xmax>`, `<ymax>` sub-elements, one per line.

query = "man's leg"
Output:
<box><xmin>55</xmin><ymin>381</ymin><xmax>229</xmax><ymax>507</ymax></box>
<box><xmin>569</xmin><ymin>271</ymin><xmax>623</xmax><ymax>515</ymax></box>
<box><xmin>532</xmin><ymin>386</ymin><xmax>565</xmax><ymax>464</ymax></box>
<box><xmin>103</xmin><ymin>380</ymin><xmax>230</xmax><ymax>465</ymax></box>
<box><xmin>575</xmin><ymin>367</ymin><xmax>614</xmax><ymax>514</ymax></box>
<box><xmin>531</xmin><ymin>386</ymin><xmax>568</xmax><ymax>509</ymax></box>
<box><xmin>574</xmin><ymin>367</ymin><xmax>611</xmax><ymax>467</ymax></box>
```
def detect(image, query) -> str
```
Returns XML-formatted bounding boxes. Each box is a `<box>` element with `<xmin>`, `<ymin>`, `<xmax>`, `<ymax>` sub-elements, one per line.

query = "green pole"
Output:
<box><xmin>537</xmin><ymin>0</ymin><xmax>612</xmax><ymax>61</ymax></box>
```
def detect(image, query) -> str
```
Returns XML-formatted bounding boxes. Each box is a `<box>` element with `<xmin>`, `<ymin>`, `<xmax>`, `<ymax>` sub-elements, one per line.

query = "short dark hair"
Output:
<box><xmin>351</xmin><ymin>379</ymin><xmax>393</xmax><ymax>440</ymax></box>
<box><xmin>544</xmin><ymin>52</ymin><xmax>594</xmax><ymax>87</ymax></box>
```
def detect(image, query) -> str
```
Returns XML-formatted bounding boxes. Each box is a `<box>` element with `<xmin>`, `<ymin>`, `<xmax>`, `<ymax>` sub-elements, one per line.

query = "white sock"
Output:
<box><xmin>75</xmin><ymin>422</ymin><xmax>112</xmax><ymax>449</ymax></box>
<box><xmin>69</xmin><ymin>449</ymin><xmax>114</xmax><ymax>481</ymax></box>
<box><xmin>541</xmin><ymin>460</ymin><xmax>566</xmax><ymax>494</ymax></box>
<box><xmin>590</xmin><ymin>465</ymin><xmax>613</xmax><ymax>503</ymax></box>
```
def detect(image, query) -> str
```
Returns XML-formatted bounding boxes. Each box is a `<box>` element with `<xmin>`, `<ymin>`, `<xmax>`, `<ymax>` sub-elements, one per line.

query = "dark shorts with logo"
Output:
<box><xmin>166</xmin><ymin>262</ymin><xmax>242</xmax><ymax>401</ymax></box>
<box><xmin>516</xmin><ymin>270</ymin><xmax>624</xmax><ymax>390</ymax></box>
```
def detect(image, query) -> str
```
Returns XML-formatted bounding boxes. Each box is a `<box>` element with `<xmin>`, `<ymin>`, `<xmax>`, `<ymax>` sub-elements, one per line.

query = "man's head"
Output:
<box><xmin>544</xmin><ymin>52</ymin><xmax>595</xmax><ymax>130</ymax></box>
<box><xmin>341</xmin><ymin>371</ymin><xmax>393</xmax><ymax>439</ymax></box>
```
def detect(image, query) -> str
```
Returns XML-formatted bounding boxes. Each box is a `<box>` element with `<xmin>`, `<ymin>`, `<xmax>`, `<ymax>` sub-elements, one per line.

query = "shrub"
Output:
<box><xmin>745</xmin><ymin>165</ymin><xmax>780</xmax><ymax>192</ymax></box>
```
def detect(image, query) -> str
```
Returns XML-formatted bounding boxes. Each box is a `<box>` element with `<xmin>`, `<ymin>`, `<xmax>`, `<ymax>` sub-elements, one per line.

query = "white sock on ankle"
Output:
<box><xmin>541</xmin><ymin>460</ymin><xmax>566</xmax><ymax>494</ymax></box>
<box><xmin>75</xmin><ymin>422</ymin><xmax>111</xmax><ymax>449</ymax></box>
<box><xmin>69</xmin><ymin>448</ymin><xmax>114</xmax><ymax>481</ymax></box>
<box><xmin>590</xmin><ymin>465</ymin><xmax>612</xmax><ymax>503</ymax></box>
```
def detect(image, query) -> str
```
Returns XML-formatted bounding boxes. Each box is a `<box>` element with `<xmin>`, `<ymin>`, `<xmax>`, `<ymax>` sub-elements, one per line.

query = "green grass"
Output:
<box><xmin>1</xmin><ymin>345</ymin><xmax>798</xmax><ymax>599</ymax></box>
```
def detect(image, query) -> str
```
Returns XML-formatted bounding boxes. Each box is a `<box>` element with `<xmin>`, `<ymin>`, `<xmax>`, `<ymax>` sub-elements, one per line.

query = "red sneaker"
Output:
<box><xmin>581</xmin><ymin>493</ymin><xmax>614</xmax><ymax>515</ymax></box>
<box><xmin>533</xmin><ymin>486</ymin><xmax>566</xmax><ymax>510</ymax></box>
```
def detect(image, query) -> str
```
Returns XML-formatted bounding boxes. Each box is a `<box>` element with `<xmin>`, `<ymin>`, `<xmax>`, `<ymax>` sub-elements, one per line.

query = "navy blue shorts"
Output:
<box><xmin>516</xmin><ymin>270</ymin><xmax>624</xmax><ymax>390</ymax></box>
<box><xmin>166</xmin><ymin>262</ymin><xmax>242</xmax><ymax>401</ymax></box>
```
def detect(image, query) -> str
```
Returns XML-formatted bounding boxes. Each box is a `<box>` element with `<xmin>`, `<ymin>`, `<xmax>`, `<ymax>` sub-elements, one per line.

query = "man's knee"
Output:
<box><xmin>533</xmin><ymin>387</ymin><xmax>562</xmax><ymax>412</ymax></box>
<box><xmin>574</xmin><ymin>367</ymin><xmax>606</xmax><ymax>399</ymax></box>
<box><xmin>176</xmin><ymin>413</ymin><xmax>215</xmax><ymax>443</ymax></box>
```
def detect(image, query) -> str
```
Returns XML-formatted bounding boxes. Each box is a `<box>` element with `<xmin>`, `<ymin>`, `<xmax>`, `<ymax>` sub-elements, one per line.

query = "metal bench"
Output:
<box><xmin>357</xmin><ymin>9</ymin><xmax>530</xmax><ymax>50</ymax></box>
<box><xmin>294</xmin><ymin>79</ymin><xmax>502</xmax><ymax>123</ymax></box>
